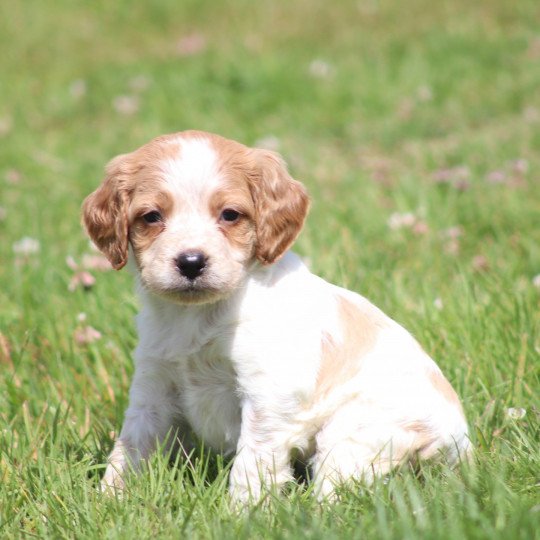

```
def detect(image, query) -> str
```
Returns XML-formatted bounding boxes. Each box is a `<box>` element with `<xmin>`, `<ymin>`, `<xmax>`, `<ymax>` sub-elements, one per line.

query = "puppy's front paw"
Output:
<box><xmin>100</xmin><ymin>464</ymin><xmax>126</xmax><ymax>495</ymax></box>
<box><xmin>229</xmin><ymin>462</ymin><xmax>263</xmax><ymax>509</ymax></box>
<box><xmin>229</xmin><ymin>486</ymin><xmax>249</xmax><ymax>512</ymax></box>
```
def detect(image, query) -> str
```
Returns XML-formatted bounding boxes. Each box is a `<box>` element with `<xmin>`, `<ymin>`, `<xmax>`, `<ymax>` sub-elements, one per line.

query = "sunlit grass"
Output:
<box><xmin>1</xmin><ymin>0</ymin><xmax>539</xmax><ymax>537</ymax></box>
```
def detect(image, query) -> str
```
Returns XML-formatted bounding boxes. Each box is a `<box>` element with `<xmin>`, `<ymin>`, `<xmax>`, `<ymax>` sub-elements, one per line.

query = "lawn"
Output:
<box><xmin>1</xmin><ymin>0</ymin><xmax>539</xmax><ymax>538</ymax></box>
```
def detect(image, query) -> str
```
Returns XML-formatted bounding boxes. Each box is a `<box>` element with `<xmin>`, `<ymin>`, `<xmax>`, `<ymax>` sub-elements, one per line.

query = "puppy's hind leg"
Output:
<box><xmin>311</xmin><ymin>406</ymin><xmax>414</xmax><ymax>501</ymax></box>
<box><xmin>229</xmin><ymin>400</ymin><xmax>294</xmax><ymax>505</ymax></box>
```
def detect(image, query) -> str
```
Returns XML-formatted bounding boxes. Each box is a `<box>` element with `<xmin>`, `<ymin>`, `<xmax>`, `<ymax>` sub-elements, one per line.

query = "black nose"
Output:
<box><xmin>175</xmin><ymin>251</ymin><xmax>207</xmax><ymax>281</ymax></box>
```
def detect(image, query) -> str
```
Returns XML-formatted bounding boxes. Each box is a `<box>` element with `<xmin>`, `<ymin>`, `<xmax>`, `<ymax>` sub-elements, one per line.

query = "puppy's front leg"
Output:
<box><xmin>101</xmin><ymin>365</ymin><xmax>175</xmax><ymax>492</ymax></box>
<box><xmin>229</xmin><ymin>400</ymin><xmax>293</xmax><ymax>504</ymax></box>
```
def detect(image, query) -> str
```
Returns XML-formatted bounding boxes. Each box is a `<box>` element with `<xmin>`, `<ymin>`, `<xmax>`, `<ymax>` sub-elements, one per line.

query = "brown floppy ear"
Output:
<box><xmin>81</xmin><ymin>154</ymin><xmax>131</xmax><ymax>270</ymax></box>
<box><xmin>249</xmin><ymin>149</ymin><xmax>310</xmax><ymax>265</ymax></box>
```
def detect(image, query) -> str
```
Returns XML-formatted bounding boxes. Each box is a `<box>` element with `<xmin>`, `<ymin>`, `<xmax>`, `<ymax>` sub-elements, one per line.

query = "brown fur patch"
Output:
<box><xmin>401</xmin><ymin>420</ymin><xmax>441</xmax><ymax>461</ymax></box>
<box><xmin>428</xmin><ymin>369</ymin><xmax>464</xmax><ymax>413</ymax></box>
<box><xmin>400</xmin><ymin>372</ymin><xmax>465</xmax><ymax>462</ymax></box>
<box><xmin>248</xmin><ymin>150</ymin><xmax>310</xmax><ymax>265</ymax></box>
<box><xmin>82</xmin><ymin>157</ymin><xmax>130</xmax><ymax>269</ymax></box>
<box><xmin>315</xmin><ymin>296</ymin><xmax>381</xmax><ymax>398</ymax></box>
<box><xmin>208</xmin><ymin>181</ymin><xmax>256</xmax><ymax>256</ymax></box>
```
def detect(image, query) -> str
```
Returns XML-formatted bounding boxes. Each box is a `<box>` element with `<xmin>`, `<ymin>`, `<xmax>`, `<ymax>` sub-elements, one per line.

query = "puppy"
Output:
<box><xmin>82</xmin><ymin>130</ymin><xmax>471</xmax><ymax>502</ymax></box>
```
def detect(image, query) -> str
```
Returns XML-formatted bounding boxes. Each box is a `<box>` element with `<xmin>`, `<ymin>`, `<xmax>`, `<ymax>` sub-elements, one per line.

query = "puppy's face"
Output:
<box><xmin>82</xmin><ymin>131</ymin><xmax>309</xmax><ymax>304</ymax></box>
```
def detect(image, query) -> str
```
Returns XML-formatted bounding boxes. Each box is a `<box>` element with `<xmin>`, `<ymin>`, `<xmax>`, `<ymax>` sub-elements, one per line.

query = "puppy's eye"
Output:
<box><xmin>220</xmin><ymin>209</ymin><xmax>240</xmax><ymax>223</ymax></box>
<box><xmin>142</xmin><ymin>211</ymin><xmax>162</xmax><ymax>224</ymax></box>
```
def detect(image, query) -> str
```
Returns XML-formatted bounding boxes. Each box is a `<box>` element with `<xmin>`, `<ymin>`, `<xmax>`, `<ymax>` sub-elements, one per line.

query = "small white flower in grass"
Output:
<box><xmin>81</xmin><ymin>253</ymin><xmax>112</xmax><ymax>271</ymax></box>
<box><xmin>416</xmin><ymin>85</ymin><xmax>433</xmax><ymax>102</ymax></box>
<box><xmin>532</xmin><ymin>274</ymin><xmax>540</xmax><ymax>289</ymax></box>
<box><xmin>113</xmin><ymin>95</ymin><xmax>139</xmax><ymax>116</ymax></box>
<box><xmin>67</xmin><ymin>255</ymin><xmax>107</xmax><ymax>291</ymax></box>
<box><xmin>66</xmin><ymin>255</ymin><xmax>78</xmax><ymax>271</ymax></box>
<box><xmin>388</xmin><ymin>212</ymin><xmax>416</xmax><ymax>230</ymax></box>
<box><xmin>396</xmin><ymin>98</ymin><xmax>414</xmax><ymax>120</ymax></box>
<box><xmin>512</xmin><ymin>159</ymin><xmax>529</xmax><ymax>175</ymax></box>
<box><xmin>453</xmin><ymin>178</ymin><xmax>470</xmax><ymax>191</ymax></box>
<box><xmin>0</xmin><ymin>116</ymin><xmax>13</xmax><ymax>137</ymax></box>
<box><xmin>523</xmin><ymin>106</ymin><xmax>540</xmax><ymax>123</ymax></box>
<box><xmin>412</xmin><ymin>506</ymin><xmax>427</xmax><ymax>517</ymax></box>
<box><xmin>445</xmin><ymin>239</ymin><xmax>460</xmax><ymax>255</ymax></box>
<box><xmin>506</xmin><ymin>407</ymin><xmax>526</xmax><ymax>420</ymax></box>
<box><xmin>432</xmin><ymin>169</ymin><xmax>451</xmax><ymax>183</ymax></box>
<box><xmin>13</xmin><ymin>237</ymin><xmax>40</xmax><ymax>255</ymax></box>
<box><xmin>68</xmin><ymin>271</ymin><xmax>96</xmax><ymax>292</ymax></box>
<box><xmin>254</xmin><ymin>135</ymin><xmax>281</xmax><ymax>152</ymax></box>
<box><xmin>433</xmin><ymin>298</ymin><xmax>443</xmax><ymax>310</ymax></box>
<box><xmin>432</xmin><ymin>166</ymin><xmax>470</xmax><ymax>190</ymax></box>
<box><xmin>33</xmin><ymin>150</ymin><xmax>63</xmax><ymax>172</ymax></box>
<box><xmin>441</xmin><ymin>226</ymin><xmax>463</xmax><ymax>240</ymax></box>
<box><xmin>432</xmin><ymin>166</ymin><xmax>470</xmax><ymax>185</ymax></box>
<box><xmin>129</xmin><ymin>75</ymin><xmax>151</xmax><ymax>93</ymax></box>
<box><xmin>527</xmin><ymin>37</ymin><xmax>540</xmax><ymax>59</ymax></box>
<box><xmin>0</xmin><ymin>332</ymin><xmax>11</xmax><ymax>363</ymax></box>
<box><xmin>309</xmin><ymin>59</ymin><xmax>333</xmax><ymax>79</ymax></box>
<box><xmin>486</xmin><ymin>170</ymin><xmax>507</xmax><ymax>184</ymax></box>
<box><xmin>387</xmin><ymin>212</ymin><xmax>429</xmax><ymax>236</ymax></box>
<box><xmin>66</xmin><ymin>252</ymin><xmax>112</xmax><ymax>291</ymax></box>
<box><xmin>472</xmin><ymin>254</ymin><xmax>490</xmax><ymax>272</ymax></box>
<box><xmin>69</xmin><ymin>79</ymin><xmax>87</xmax><ymax>99</ymax></box>
<box><xmin>244</xmin><ymin>34</ymin><xmax>263</xmax><ymax>52</ymax></box>
<box><xmin>5</xmin><ymin>169</ymin><xmax>22</xmax><ymax>184</ymax></box>
<box><xmin>441</xmin><ymin>227</ymin><xmax>463</xmax><ymax>256</ymax></box>
<box><xmin>74</xmin><ymin>325</ymin><xmax>102</xmax><ymax>346</ymax></box>
<box><xmin>176</xmin><ymin>33</ymin><xmax>207</xmax><ymax>56</ymax></box>
<box><xmin>74</xmin><ymin>312</ymin><xmax>101</xmax><ymax>345</ymax></box>
<box><xmin>412</xmin><ymin>220</ymin><xmax>429</xmax><ymax>235</ymax></box>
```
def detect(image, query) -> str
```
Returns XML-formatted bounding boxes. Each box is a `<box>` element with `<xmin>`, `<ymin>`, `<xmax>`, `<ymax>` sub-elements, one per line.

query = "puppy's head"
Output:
<box><xmin>82</xmin><ymin>131</ymin><xmax>309</xmax><ymax>304</ymax></box>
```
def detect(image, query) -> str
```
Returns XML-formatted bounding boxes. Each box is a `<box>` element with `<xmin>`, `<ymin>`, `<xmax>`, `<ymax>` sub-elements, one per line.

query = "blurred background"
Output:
<box><xmin>1</xmin><ymin>1</ymin><xmax>539</xmax><ymax>536</ymax></box>
<box><xmin>2</xmin><ymin>0</ymin><xmax>540</xmax><ymax>404</ymax></box>
<box><xmin>1</xmin><ymin>0</ymin><xmax>539</xmax><ymax>387</ymax></box>
<box><xmin>2</xmin><ymin>1</ymin><xmax>539</xmax><ymax>247</ymax></box>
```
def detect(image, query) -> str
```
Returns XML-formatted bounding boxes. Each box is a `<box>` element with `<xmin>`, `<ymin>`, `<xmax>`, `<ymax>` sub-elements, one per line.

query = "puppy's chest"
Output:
<box><xmin>180</xmin><ymin>347</ymin><xmax>242</xmax><ymax>453</ymax></box>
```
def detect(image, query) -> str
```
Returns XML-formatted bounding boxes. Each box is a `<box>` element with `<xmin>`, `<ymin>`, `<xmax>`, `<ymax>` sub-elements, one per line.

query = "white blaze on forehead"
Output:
<box><xmin>160</xmin><ymin>136</ymin><xmax>222</xmax><ymax>205</ymax></box>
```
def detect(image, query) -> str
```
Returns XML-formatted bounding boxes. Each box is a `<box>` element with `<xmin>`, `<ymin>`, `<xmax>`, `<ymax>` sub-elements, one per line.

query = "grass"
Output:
<box><xmin>1</xmin><ymin>0</ymin><xmax>539</xmax><ymax>537</ymax></box>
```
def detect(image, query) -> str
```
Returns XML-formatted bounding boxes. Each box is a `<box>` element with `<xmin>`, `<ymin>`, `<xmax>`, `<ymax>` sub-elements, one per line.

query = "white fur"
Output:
<box><xmin>97</xmin><ymin>135</ymin><xmax>471</xmax><ymax>502</ymax></box>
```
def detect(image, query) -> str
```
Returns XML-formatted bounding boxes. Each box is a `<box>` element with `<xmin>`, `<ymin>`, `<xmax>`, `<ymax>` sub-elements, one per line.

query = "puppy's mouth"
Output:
<box><xmin>136</xmin><ymin>257</ymin><xmax>243</xmax><ymax>305</ymax></box>
<box><xmin>180</xmin><ymin>281</ymin><xmax>216</xmax><ymax>297</ymax></box>
<box><xmin>148</xmin><ymin>279</ymin><xmax>227</xmax><ymax>305</ymax></box>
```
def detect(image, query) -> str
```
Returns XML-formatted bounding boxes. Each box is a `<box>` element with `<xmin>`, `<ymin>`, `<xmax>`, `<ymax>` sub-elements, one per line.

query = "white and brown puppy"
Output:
<box><xmin>83</xmin><ymin>130</ymin><xmax>471</xmax><ymax>502</ymax></box>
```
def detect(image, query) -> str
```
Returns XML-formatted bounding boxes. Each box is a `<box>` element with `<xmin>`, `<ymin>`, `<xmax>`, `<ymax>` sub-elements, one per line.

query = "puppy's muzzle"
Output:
<box><xmin>175</xmin><ymin>251</ymin><xmax>207</xmax><ymax>281</ymax></box>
